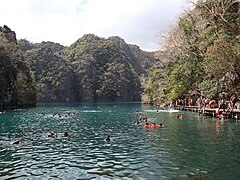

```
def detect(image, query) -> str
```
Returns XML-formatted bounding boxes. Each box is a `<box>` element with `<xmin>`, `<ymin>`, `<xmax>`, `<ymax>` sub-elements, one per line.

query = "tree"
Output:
<box><xmin>144</xmin><ymin>0</ymin><xmax>240</xmax><ymax>105</ymax></box>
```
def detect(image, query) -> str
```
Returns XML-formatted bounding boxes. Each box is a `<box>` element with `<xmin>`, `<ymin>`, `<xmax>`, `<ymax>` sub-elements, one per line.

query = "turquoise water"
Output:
<box><xmin>1</xmin><ymin>102</ymin><xmax>240</xmax><ymax>179</ymax></box>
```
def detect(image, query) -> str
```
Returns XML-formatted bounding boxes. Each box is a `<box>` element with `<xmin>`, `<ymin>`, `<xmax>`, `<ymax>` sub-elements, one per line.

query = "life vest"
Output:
<box><xmin>152</xmin><ymin>124</ymin><xmax>156</xmax><ymax>128</ymax></box>
<box><xmin>144</xmin><ymin>124</ymin><xmax>150</xmax><ymax>129</ymax></box>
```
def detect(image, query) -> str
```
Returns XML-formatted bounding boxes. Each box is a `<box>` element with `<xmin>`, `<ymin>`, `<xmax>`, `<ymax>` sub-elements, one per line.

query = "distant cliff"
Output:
<box><xmin>21</xmin><ymin>34</ymin><xmax>157</xmax><ymax>102</ymax></box>
<box><xmin>0</xmin><ymin>25</ymin><xmax>36</xmax><ymax>108</ymax></box>
<box><xmin>22</xmin><ymin>41</ymin><xmax>79</xmax><ymax>102</ymax></box>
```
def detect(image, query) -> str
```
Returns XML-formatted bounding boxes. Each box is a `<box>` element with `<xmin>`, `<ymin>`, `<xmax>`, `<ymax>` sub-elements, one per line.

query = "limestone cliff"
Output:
<box><xmin>0</xmin><ymin>25</ymin><xmax>36</xmax><ymax>108</ymax></box>
<box><xmin>21</xmin><ymin>34</ymin><xmax>157</xmax><ymax>102</ymax></box>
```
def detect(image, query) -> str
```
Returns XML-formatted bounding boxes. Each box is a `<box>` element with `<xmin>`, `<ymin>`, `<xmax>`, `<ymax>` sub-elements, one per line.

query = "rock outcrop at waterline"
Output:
<box><xmin>21</xmin><ymin>34</ymin><xmax>157</xmax><ymax>102</ymax></box>
<box><xmin>0</xmin><ymin>25</ymin><xmax>36</xmax><ymax>108</ymax></box>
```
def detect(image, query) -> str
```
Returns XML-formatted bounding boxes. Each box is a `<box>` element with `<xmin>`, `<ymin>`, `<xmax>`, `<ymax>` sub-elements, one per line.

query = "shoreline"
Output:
<box><xmin>176</xmin><ymin>105</ymin><xmax>240</xmax><ymax>120</ymax></box>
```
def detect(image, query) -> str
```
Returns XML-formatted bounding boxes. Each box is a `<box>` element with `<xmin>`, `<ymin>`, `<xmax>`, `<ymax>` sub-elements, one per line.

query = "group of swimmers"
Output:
<box><xmin>1</xmin><ymin>131</ymin><xmax>69</xmax><ymax>145</ymax></box>
<box><xmin>44</xmin><ymin>112</ymin><xmax>74</xmax><ymax>139</ymax></box>
<box><xmin>45</xmin><ymin>112</ymin><xmax>76</xmax><ymax>118</ymax></box>
<box><xmin>144</xmin><ymin>122</ymin><xmax>164</xmax><ymax>129</ymax></box>
<box><xmin>2</xmin><ymin>110</ymin><xmax>104</xmax><ymax>146</ymax></box>
<box><xmin>133</xmin><ymin>109</ymin><xmax>164</xmax><ymax>129</ymax></box>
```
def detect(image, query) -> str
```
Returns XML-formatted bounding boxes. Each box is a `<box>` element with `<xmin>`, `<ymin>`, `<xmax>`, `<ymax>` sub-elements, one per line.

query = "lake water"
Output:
<box><xmin>1</xmin><ymin>102</ymin><xmax>240</xmax><ymax>179</ymax></box>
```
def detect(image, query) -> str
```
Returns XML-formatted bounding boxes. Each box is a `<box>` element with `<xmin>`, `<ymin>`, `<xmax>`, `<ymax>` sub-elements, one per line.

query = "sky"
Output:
<box><xmin>0</xmin><ymin>0</ymin><xmax>193</xmax><ymax>51</ymax></box>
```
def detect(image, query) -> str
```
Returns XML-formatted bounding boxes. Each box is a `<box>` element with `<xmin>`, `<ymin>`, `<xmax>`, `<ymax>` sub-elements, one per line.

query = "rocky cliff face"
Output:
<box><xmin>109</xmin><ymin>36</ymin><xmax>157</xmax><ymax>74</ymax></box>
<box><xmin>0</xmin><ymin>25</ymin><xmax>36</xmax><ymax>108</ymax></box>
<box><xmin>21</xmin><ymin>34</ymin><xmax>157</xmax><ymax>102</ymax></box>
<box><xmin>23</xmin><ymin>41</ymin><xmax>80</xmax><ymax>102</ymax></box>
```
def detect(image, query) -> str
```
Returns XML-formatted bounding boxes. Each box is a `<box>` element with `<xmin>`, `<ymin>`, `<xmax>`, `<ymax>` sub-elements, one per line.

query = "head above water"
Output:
<box><xmin>64</xmin><ymin>132</ymin><xmax>69</xmax><ymax>137</ymax></box>
<box><xmin>105</xmin><ymin>135</ymin><xmax>111</xmax><ymax>141</ymax></box>
<box><xmin>48</xmin><ymin>131</ymin><xmax>57</xmax><ymax>138</ymax></box>
<box><xmin>159</xmin><ymin>123</ymin><xmax>164</xmax><ymax>127</ymax></box>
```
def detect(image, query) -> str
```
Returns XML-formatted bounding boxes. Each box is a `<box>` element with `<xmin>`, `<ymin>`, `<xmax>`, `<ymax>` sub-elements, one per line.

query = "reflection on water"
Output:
<box><xmin>0</xmin><ymin>102</ymin><xmax>240</xmax><ymax>179</ymax></box>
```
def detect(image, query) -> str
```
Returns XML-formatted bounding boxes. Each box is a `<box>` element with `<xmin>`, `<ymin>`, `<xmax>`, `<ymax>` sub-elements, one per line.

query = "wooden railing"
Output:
<box><xmin>176</xmin><ymin>105</ymin><xmax>240</xmax><ymax>119</ymax></box>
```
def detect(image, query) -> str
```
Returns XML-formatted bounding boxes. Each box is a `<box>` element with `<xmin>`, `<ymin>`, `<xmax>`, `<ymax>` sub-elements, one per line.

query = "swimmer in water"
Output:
<box><xmin>48</xmin><ymin>131</ymin><xmax>57</xmax><ymax>138</ymax></box>
<box><xmin>64</xmin><ymin>132</ymin><xmax>69</xmax><ymax>137</ymax></box>
<box><xmin>144</xmin><ymin>122</ymin><xmax>150</xmax><ymax>129</ymax></box>
<box><xmin>105</xmin><ymin>135</ymin><xmax>111</xmax><ymax>142</ymax></box>
<box><xmin>143</xmin><ymin>116</ymin><xmax>148</xmax><ymax>122</ymax></box>
<box><xmin>158</xmin><ymin>123</ymin><xmax>164</xmax><ymax>128</ymax></box>
<box><xmin>152</xmin><ymin>122</ymin><xmax>157</xmax><ymax>128</ymax></box>
<box><xmin>11</xmin><ymin>140</ymin><xmax>19</xmax><ymax>144</ymax></box>
<box><xmin>1</xmin><ymin>140</ymin><xmax>19</xmax><ymax>145</ymax></box>
<box><xmin>176</xmin><ymin>114</ymin><xmax>184</xmax><ymax>119</ymax></box>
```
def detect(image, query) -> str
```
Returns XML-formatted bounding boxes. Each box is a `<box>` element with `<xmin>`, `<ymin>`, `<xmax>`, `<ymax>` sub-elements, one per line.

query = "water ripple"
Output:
<box><xmin>1</xmin><ymin>103</ymin><xmax>240</xmax><ymax>179</ymax></box>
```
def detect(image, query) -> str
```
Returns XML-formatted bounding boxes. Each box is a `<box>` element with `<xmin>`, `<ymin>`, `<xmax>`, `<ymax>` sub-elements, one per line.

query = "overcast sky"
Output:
<box><xmin>0</xmin><ymin>0</ymin><xmax>193</xmax><ymax>51</ymax></box>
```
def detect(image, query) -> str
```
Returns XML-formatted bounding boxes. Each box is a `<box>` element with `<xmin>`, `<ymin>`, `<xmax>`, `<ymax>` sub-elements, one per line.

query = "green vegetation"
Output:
<box><xmin>22</xmin><ymin>34</ymin><xmax>156</xmax><ymax>102</ymax></box>
<box><xmin>144</xmin><ymin>0</ymin><xmax>240</xmax><ymax>104</ymax></box>
<box><xmin>0</xmin><ymin>25</ymin><xmax>36</xmax><ymax>108</ymax></box>
<box><xmin>2</xmin><ymin>0</ymin><xmax>238</xmax><ymax>106</ymax></box>
<box><xmin>23</xmin><ymin>41</ymin><xmax>79</xmax><ymax>102</ymax></box>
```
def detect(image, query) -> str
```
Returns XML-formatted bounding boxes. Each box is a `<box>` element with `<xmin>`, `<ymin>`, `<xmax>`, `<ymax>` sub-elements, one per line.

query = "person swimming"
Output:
<box><xmin>144</xmin><ymin>123</ymin><xmax>150</xmax><ymax>129</ymax></box>
<box><xmin>1</xmin><ymin>140</ymin><xmax>19</xmax><ymax>145</ymax></box>
<box><xmin>48</xmin><ymin>131</ymin><xmax>57</xmax><ymax>138</ymax></box>
<box><xmin>158</xmin><ymin>123</ymin><xmax>164</xmax><ymax>128</ymax></box>
<box><xmin>11</xmin><ymin>140</ymin><xmax>19</xmax><ymax>144</ymax></box>
<box><xmin>64</xmin><ymin>132</ymin><xmax>69</xmax><ymax>137</ymax></box>
<box><xmin>143</xmin><ymin>116</ymin><xmax>148</xmax><ymax>122</ymax></box>
<box><xmin>152</xmin><ymin>123</ymin><xmax>157</xmax><ymax>129</ymax></box>
<box><xmin>176</xmin><ymin>114</ymin><xmax>184</xmax><ymax>119</ymax></box>
<box><xmin>105</xmin><ymin>135</ymin><xmax>111</xmax><ymax>142</ymax></box>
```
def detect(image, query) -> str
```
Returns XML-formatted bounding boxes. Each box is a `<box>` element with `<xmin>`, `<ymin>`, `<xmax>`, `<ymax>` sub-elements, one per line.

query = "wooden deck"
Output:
<box><xmin>176</xmin><ymin>106</ymin><xmax>240</xmax><ymax>119</ymax></box>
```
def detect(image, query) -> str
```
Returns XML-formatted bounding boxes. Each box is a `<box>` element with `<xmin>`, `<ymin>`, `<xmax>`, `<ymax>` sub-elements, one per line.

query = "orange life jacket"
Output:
<box><xmin>152</xmin><ymin>124</ymin><xmax>156</xmax><ymax>128</ymax></box>
<box><xmin>144</xmin><ymin>125</ymin><xmax>150</xmax><ymax>129</ymax></box>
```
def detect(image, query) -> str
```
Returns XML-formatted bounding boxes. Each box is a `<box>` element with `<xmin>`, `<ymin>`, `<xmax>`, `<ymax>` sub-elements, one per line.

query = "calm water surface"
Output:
<box><xmin>1</xmin><ymin>102</ymin><xmax>240</xmax><ymax>179</ymax></box>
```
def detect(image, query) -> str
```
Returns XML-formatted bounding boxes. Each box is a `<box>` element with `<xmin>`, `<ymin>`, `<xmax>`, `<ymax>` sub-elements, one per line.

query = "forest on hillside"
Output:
<box><xmin>144</xmin><ymin>0</ymin><xmax>240</xmax><ymax>105</ymax></box>
<box><xmin>1</xmin><ymin>25</ymin><xmax>157</xmax><ymax>107</ymax></box>
<box><xmin>19</xmin><ymin>34</ymin><xmax>157</xmax><ymax>102</ymax></box>
<box><xmin>0</xmin><ymin>25</ymin><xmax>36</xmax><ymax>108</ymax></box>
<box><xmin>1</xmin><ymin>0</ymin><xmax>239</xmax><ymax>108</ymax></box>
